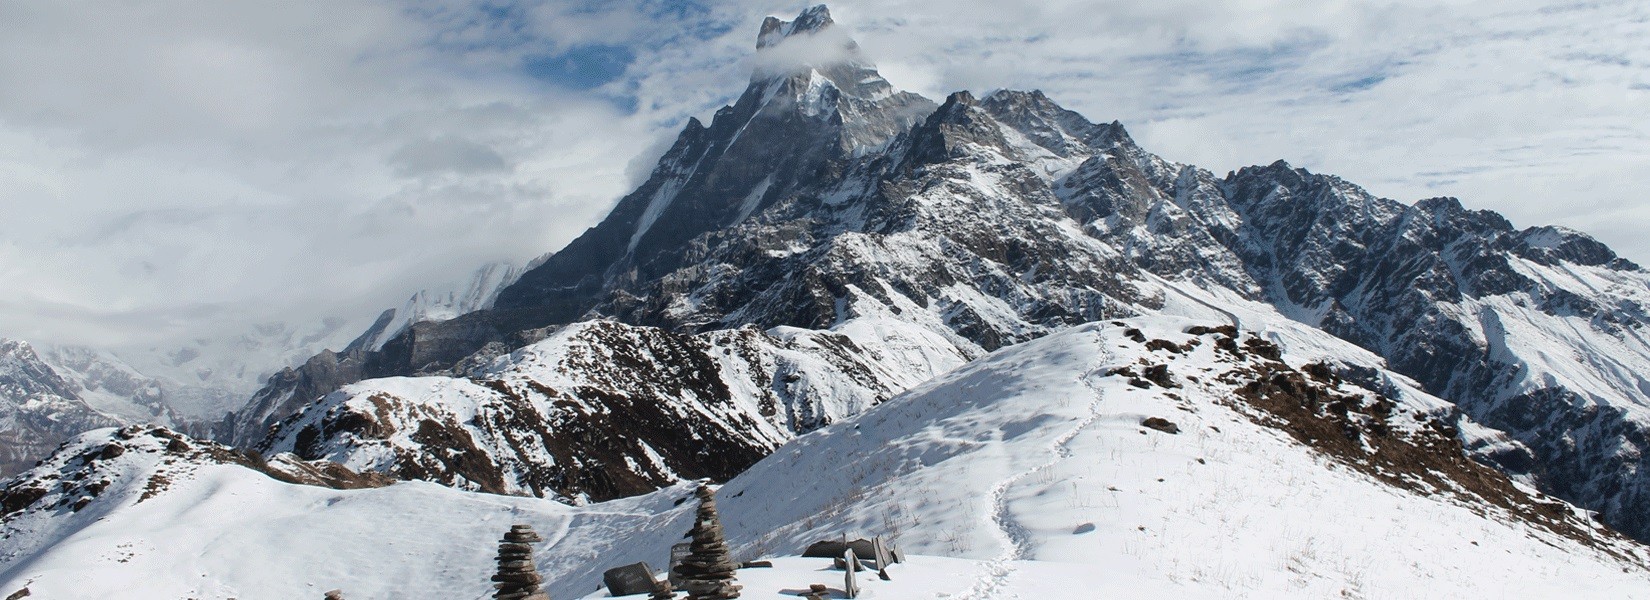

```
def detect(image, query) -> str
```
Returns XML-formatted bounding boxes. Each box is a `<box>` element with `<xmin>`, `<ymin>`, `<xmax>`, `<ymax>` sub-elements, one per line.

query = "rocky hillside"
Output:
<box><xmin>0</xmin><ymin>339</ymin><xmax>120</xmax><ymax>476</ymax></box>
<box><xmin>256</xmin><ymin>317</ymin><xmax>966</xmax><ymax>502</ymax></box>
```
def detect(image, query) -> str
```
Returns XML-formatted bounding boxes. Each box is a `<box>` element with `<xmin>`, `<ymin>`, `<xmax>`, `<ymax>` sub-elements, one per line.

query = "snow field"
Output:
<box><xmin>681</xmin><ymin>318</ymin><xmax>1650</xmax><ymax>598</ymax></box>
<box><xmin>6</xmin><ymin>317</ymin><xmax>1648</xmax><ymax>599</ymax></box>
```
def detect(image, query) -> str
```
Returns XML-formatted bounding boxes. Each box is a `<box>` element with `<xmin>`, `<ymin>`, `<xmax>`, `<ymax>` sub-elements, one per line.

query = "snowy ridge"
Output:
<box><xmin>0</xmin><ymin>422</ymin><xmax>687</xmax><ymax>599</ymax></box>
<box><xmin>255</xmin><ymin>316</ymin><xmax>970</xmax><ymax>502</ymax></box>
<box><xmin>587</xmin><ymin>317</ymin><xmax>1647</xmax><ymax>598</ymax></box>
<box><xmin>217</xmin><ymin>263</ymin><xmax>525</xmax><ymax>449</ymax></box>
<box><xmin>5</xmin><ymin>319</ymin><xmax>1647</xmax><ymax>599</ymax></box>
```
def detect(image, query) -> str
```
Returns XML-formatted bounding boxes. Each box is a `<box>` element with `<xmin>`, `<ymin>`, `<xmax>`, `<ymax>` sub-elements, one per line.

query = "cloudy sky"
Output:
<box><xmin>1</xmin><ymin>0</ymin><xmax>1646</xmax><ymax>350</ymax></box>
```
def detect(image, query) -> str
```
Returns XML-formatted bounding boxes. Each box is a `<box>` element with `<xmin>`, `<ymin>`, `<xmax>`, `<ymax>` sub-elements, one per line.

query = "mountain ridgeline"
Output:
<box><xmin>227</xmin><ymin>5</ymin><xmax>1650</xmax><ymax>543</ymax></box>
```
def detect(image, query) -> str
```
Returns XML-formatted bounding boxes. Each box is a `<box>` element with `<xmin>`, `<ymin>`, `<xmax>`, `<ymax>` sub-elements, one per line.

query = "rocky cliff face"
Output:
<box><xmin>231</xmin><ymin>5</ymin><xmax>1650</xmax><ymax>543</ymax></box>
<box><xmin>1042</xmin><ymin>121</ymin><xmax>1650</xmax><ymax>540</ymax></box>
<box><xmin>0</xmin><ymin>340</ymin><xmax>120</xmax><ymax>476</ymax></box>
<box><xmin>1215</xmin><ymin>166</ymin><xmax>1650</xmax><ymax>539</ymax></box>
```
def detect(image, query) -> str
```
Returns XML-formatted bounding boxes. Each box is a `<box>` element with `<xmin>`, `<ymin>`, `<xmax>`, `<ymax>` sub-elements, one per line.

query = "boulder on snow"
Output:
<box><xmin>1141</xmin><ymin>417</ymin><xmax>1181</xmax><ymax>434</ymax></box>
<box><xmin>603</xmin><ymin>562</ymin><xmax>661</xmax><ymax>596</ymax></box>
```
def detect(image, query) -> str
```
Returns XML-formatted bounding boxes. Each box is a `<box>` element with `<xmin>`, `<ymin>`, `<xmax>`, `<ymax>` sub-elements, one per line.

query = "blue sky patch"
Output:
<box><xmin>522</xmin><ymin>44</ymin><xmax>636</xmax><ymax>90</ymax></box>
<box><xmin>1330</xmin><ymin>73</ymin><xmax>1388</xmax><ymax>94</ymax></box>
<box><xmin>1130</xmin><ymin>35</ymin><xmax>1330</xmax><ymax>95</ymax></box>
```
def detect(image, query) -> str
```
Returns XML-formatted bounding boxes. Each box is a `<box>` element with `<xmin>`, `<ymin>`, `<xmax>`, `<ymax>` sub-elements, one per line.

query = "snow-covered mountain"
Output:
<box><xmin>31</xmin><ymin>315</ymin><xmax>366</xmax><ymax>427</ymax></box>
<box><xmin>0</xmin><ymin>261</ymin><xmax>525</xmax><ymax>478</ymax></box>
<box><xmin>215</xmin><ymin>5</ymin><xmax>1650</xmax><ymax>546</ymax></box>
<box><xmin>0</xmin><ymin>313</ymin><xmax>374</xmax><ymax>478</ymax></box>
<box><xmin>254</xmin><ymin>316</ymin><xmax>965</xmax><ymax>502</ymax></box>
<box><xmin>217</xmin><ymin>260</ymin><xmax>530</xmax><ymax>447</ymax></box>
<box><xmin>0</xmin><ymin>339</ymin><xmax>121</xmax><ymax>476</ymax></box>
<box><xmin>355</xmin><ymin>261</ymin><xmax>526</xmax><ymax>353</ymax></box>
<box><xmin>31</xmin><ymin>346</ymin><xmax>173</xmax><ymax>428</ymax></box>
<box><xmin>1188</xmin><ymin>162</ymin><xmax>1650</xmax><ymax>541</ymax></box>
<box><xmin>1</xmin><ymin>317</ymin><xmax>405</xmax><ymax>472</ymax></box>
<box><xmin>7</xmin><ymin>10</ymin><xmax>1647</xmax><ymax>598</ymax></box>
<box><xmin>4</xmin><ymin>318</ymin><xmax>1646</xmax><ymax>598</ymax></box>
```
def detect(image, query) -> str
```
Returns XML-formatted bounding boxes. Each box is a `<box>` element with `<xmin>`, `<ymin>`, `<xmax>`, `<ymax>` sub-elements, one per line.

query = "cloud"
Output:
<box><xmin>746</xmin><ymin>18</ymin><xmax>863</xmax><ymax>78</ymax></box>
<box><xmin>0</xmin><ymin>0</ymin><xmax>659</xmax><ymax>347</ymax></box>
<box><xmin>0</xmin><ymin>0</ymin><xmax>1646</xmax><ymax>355</ymax></box>
<box><xmin>389</xmin><ymin>136</ymin><xmax>512</xmax><ymax>176</ymax></box>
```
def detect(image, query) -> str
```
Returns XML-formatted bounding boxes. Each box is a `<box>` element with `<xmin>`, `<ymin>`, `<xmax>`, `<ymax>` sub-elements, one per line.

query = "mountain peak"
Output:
<box><xmin>751</xmin><ymin>5</ymin><xmax>871</xmax><ymax>89</ymax></box>
<box><xmin>0</xmin><ymin>338</ymin><xmax>76</xmax><ymax>401</ymax></box>
<box><xmin>757</xmin><ymin>5</ymin><xmax>835</xmax><ymax>49</ymax></box>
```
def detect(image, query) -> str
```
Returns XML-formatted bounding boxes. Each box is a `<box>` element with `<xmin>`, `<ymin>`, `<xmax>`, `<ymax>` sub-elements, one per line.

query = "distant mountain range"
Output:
<box><xmin>0</xmin><ymin>260</ymin><xmax>527</xmax><ymax>477</ymax></box>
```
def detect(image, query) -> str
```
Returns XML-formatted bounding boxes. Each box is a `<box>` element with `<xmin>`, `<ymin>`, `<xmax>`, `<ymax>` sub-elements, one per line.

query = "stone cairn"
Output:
<box><xmin>673</xmin><ymin>485</ymin><xmax>741</xmax><ymax>599</ymax></box>
<box><xmin>494</xmin><ymin>524</ymin><xmax>551</xmax><ymax>600</ymax></box>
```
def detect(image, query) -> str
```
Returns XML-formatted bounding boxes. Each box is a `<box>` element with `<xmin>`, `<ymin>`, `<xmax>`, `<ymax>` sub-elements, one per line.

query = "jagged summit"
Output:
<box><xmin>0</xmin><ymin>339</ymin><xmax>77</xmax><ymax>401</ymax></box>
<box><xmin>224</xmin><ymin>5</ymin><xmax>937</xmax><ymax>447</ymax></box>
<box><xmin>757</xmin><ymin>4</ymin><xmax>836</xmax><ymax>49</ymax></box>
<box><xmin>747</xmin><ymin>5</ymin><xmax>907</xmax><ymax>118</ymax></box>
<box><xmin>490</xmin><ymin>4</ymin><xmax>934</xmax><ymax>316</ymax></box>
<box><xmin>980</xmin><ymin>89</ymin><xmax>1132</xmax><ymax>157</ymax></box>
<box><xmin>749</xmin><ymin>5</ymin><xmax>898</xmax><ymax>115</ymax></box>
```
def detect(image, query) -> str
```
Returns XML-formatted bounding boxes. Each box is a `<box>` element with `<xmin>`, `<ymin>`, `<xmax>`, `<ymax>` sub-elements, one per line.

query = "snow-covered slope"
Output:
<box><xmin>5</xmin><ymin>319</ymin><xmax>1645</xmax><ymax>599</ymax></box>
<box><xmin>577</xmin><ymin>317</ymin><xmax>1649</xmax><ymax>597</ymax></box>
<box><xmin>255</xmin><ymin>315</ymin><xmax>969</xmax><ymax>502</ymax></box>
<box><xmin>0</xmin><ymin>423</ymin><xmax>688</xmax><ymax>600</ymax></box>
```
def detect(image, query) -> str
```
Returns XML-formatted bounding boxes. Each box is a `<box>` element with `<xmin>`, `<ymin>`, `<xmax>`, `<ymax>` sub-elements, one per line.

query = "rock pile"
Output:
<box><xmin>494</xmin><ymin>524</ymin><xmax>550</xmax><ymax>600</ymax></box>
<box><xmin>673</xmin><ymin>485</ymin><xmax>741</xmax><ymax>599</ymax></box>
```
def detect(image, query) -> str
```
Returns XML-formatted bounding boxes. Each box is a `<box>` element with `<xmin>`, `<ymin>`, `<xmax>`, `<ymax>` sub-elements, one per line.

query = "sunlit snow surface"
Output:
<box><xmin>4</xmin><ymin>317</ymin><xmax>1645</xmax><ymax>599</ymax></box>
